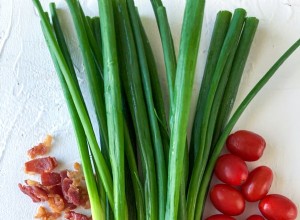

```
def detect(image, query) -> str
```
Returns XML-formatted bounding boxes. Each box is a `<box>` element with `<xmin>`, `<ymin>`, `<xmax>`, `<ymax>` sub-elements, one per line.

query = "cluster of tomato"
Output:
<box><xmin>206</xmin><ymin>130</ymin><xmax>298</xmax><ymax>220</ymax></box>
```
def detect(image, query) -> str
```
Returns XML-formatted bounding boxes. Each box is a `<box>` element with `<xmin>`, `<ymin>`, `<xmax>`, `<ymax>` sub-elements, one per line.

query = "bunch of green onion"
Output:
<box><xmin>32</xmin><ymin>0</ymin><xmax>300</xmax><ymax>219</ymax></box>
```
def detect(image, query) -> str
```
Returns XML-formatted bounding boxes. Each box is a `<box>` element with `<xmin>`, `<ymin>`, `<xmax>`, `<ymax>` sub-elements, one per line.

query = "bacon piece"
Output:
<box><xmin>67</xmin><ymin>164</ymin><xmax>90</xmax><ymax>208</ymax></box>
<box><xmin>61</xmin><ymin>176</ymin><xmax>73</xmax><ymax>201</ymax></box>
<box><xmin>47</xmin><ymin>185</ymin><xmax>63</xmax><ymax>197</ymax></box>
<box><xmin>35</xmin><ymin>206</ymin><xmax>61</xmax><ymax>220</ymax></box>
<box><xmin>60</xmin><ymin>170</ymin><xmax>68</xmax><ymax>179</ymax></box>
<box><xmin>60</xmin><ymin>169</ymin><xmax>90</xmax><ymax>209</ymax></box>
<box><xmin>48</xmin><ymin>194</ymin><xmax>65</xmax><ymax>213</ymax></box>
<box><xmin>25</xmin><ymin>157</ymin><xmax>58</xmax><ymax>174</ymax></box>
<box><xmin>41</xmin><ymin>172</ymin><xmax>61</xmax><ymax>186</ymax></box>
<box><xmin>67</xmin><ymin>186</ymin><xmax>81</xmax><ymax>206</ymax></box>
<box><xmin>61</xmin><ymin>177</ymin><xmax>83</xmax><ymax>207</ymax></box>
<box><xmin>65</xmin><ymin>211</ymin><xmax>91</xmax><ymax>220</ymax></box>
<box><xmin>25</xmin><ymin>179</ymin><xmax>43</xmax><ymax>187</ymax></box>
<box><xmin>27</xmin><ymin>135</ymin><xmax>52</xmax><ymax>159</ymax></box>
<box><xmin>27</xmin><ymin>143</ymin><xmax>48</xmax><ymax>159</ymax></box>
<box><xmin>47</xmin><ymin>184</ymin><xmax>76</xmax><ymax>211</ymax></box>
<box><xmin>18</xmin><ymin>183</ymin><xmax>48</xmax><ymax>202</ymax></box>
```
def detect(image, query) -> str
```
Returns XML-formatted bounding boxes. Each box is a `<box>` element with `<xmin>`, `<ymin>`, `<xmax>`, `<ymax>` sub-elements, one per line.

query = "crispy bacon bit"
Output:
<box><xmin>65</xmin><ymin>211</ymin><xmax>91</xmax><ymax>220</ymax></box>
<box><xmin>25</xmin><ymin>157</ymin><xmax>58</xmax><ymax>174</ymax></box>
<box><xmin>41</xmin><ymin>172</ymin><xmax>61</xmax><ymax>186</ymax></box>
<box><xmin>48</xmin><ymin>194</ymin><xmax>65</xmax><ymax>213</ymax></box>
<box><xmin>25</xmin><ymin>179</ymin><xmax>42</xmax><ymax>187</ymax></box>
<box><xmin>67</xmin><ymin>187</ymin><xmax>81</xmax><ymax>206</ymax></box>
<box><xmin>73</xmin><ymin>162</ymin><xmax>81</xmax><ymax>171</ymax></box>
<box><xmin>47</xmin><ymin>185</ymin><xmax>63</xmax><ymax>197</ymax></box>
<box><xmin>61</xmin><ymin>177</ymin><xmax>73</xmax><ymax>201</ymax></box>
<box><xmin>80</xmin><ymin>188</ymin><xmax>90</xmax><ymax>209</ymax></box>
<box><xmin>60</xmin><ymin>170</ymin><xmax>68</xmax><ymax>180</ymax></box>
<box><xmin>35</xmin><ymin>206</ymin><xmax>61</xmax><ymax>220</ymax></box>
<box><xmin>18</xmin><ymin>183</ymin><xmax>48</xmax><ymax>202</ymax></box>
<box><xmin>28</xmin><ymin>135</ymin><xmax>53</xmax><ymax>159</ymax></box>
<box><xmin>28</xmin><ymin>143</ymin><xmax>48</xmax><ymax>159</ymax></box>
<box><xmin>67</xmin><ymin>164</ymin><xmax>90</xmax><ymax>208</ymax></box>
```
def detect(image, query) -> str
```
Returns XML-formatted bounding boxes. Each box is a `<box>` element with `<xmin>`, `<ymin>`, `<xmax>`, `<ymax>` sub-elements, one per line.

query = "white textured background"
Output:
<box><xmin>0</xmin><ymin>0</ymin><xmax>299</xmax><ymax>219</ymax></box>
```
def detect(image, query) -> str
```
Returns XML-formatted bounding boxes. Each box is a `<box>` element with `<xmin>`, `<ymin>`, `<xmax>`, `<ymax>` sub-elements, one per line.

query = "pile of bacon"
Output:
<box><xmin>18</xmin><ymin>135</ymin><xmax>91</xmax><ymax>220</ymax></box>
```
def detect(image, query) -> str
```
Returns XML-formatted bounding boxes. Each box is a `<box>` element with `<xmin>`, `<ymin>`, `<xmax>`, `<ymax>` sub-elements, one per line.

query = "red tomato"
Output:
<box><xmin>259</xmin><ymin>194</ymin><xmax>298</xmax><ymax>220</ymax></box>
<box><xmin>210</xmin><ymin>184</ymin><xmax>245</xmax><ymax>216</ymax></box>
<box><xmin>226</xmin><ymin>130</ymin><xmax>266</xmax><ymax>161</ymax></box>
<box><xmin>214</xmin><ymin>154</ymin><xmax>248</xmax><ymax>186</ymax></box>
<box><xmin>246</xmin><ymin>215</ymin><xmax>265</xmax><ymax>220</ymax></box>
<box><xmin>241</xmin><ymin>166</ymin><xmax>273</xmax><ymax>202</ymax></box>
<box><xmin>206</xmin><ymin>214</ymin><xmax>236</xmax><ymax>220</ymax></box>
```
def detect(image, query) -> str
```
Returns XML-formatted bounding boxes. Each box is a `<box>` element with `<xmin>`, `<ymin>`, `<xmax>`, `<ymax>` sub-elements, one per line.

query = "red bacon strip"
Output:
<box><xmin>27</xmin><ymin>135</ymin><xmax>52</xmax><ymax>159</ymax></box>
<box><xmin>25</xmin><ymin>157</ymin><xmax>58</xmax><ymax>174</ymax></box>
<box><xmin>18</xmin><ymin>183</ymin><xmax>48</xmax><ymax>202</ymax></box>
<box><xmin>41</xmin><ymin>172</ymin><xmax>61</xmax><ymax>186</ymax></box>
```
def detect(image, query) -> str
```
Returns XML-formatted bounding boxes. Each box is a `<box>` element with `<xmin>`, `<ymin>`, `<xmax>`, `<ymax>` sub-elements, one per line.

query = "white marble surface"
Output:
<box><xmin>0</xmin><ymin>0</ymin><xmax>299</xmax><ymax>219</ymax></box>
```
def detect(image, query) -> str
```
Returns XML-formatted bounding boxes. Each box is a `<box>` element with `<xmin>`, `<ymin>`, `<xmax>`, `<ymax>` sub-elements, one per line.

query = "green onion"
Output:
<box><xmin>150</xmin><ymin>0</ymin><xmax>176</xmax><ymax>109</ymax></box>
<box><xmin>97</xmin><ymin>0</ymin><xmax>127</xmax><ymax>218</ymax></box>
<box><xmin>124</xmin><ymin>122</ymin><xmax>145</xmax><ymax>220</ymax></box>
<box><xmin>126</xmin><ymin>3</ymin><xmax>167</xmax><ymax>220</ymax></box>
<box><xmin>165</xmin><ymin>0</ymin><xmax>205</xmax><ymax>219</ymax></box>
<box><xmin>139</xmin><ymin>18</ymin><xmax>169</xmax><ymax>161</ymax></box>
<box><xmin>190</xmin><ymin>10</ymin><xmax>232</xmax><ymax>167</ymax></box>
<box><xmin>187</xmin><ymin>9</ymin><xmax>246</xmax><ymax>220</ymax></box>
<box><xmin>112</xmin><ymin>1</ymin><xmax>158</xmax><ymax>219</ymax></box>
<box><xmin>212</xmin><ymin>17</ymin><xmax>259</xmax><ymax>147</ymax></box>
<box><xmin>91</xmin><ymin>17</ymin><xmax>103</xmax><ymax>52</ymax></box>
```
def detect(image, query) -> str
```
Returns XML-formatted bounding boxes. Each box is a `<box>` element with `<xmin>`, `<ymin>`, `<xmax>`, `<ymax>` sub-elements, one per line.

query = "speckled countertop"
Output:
<box><xmin>0</xmin><ymin>0</ymin><xmax>299</xmax><ymax>219</ymax></box>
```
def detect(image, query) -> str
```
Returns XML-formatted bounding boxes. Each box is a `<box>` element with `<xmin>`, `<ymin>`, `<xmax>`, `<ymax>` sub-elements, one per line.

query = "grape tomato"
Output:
<box><xmin>214</xmin><ymin>154</ymin><xmax>248</xmax><ymax>186</ymax></box>
<box><xmin>259</xmin><ymin>194</ymin><xmax>298</xmax><ymax>220</ymax></box>
<box><xmin>226</xmin><ymin>130</ymin><xmax>266</xmax><ymax>161</ymax></box>
<box><xmin>241</xmin><ymin>166</ymin><xmax>273</xmax><ymax>202</ymax></box>
<box><xmin>210</xmin><ymin>184</ymin><xmax>245</xmax><ymax>216</ymax></box>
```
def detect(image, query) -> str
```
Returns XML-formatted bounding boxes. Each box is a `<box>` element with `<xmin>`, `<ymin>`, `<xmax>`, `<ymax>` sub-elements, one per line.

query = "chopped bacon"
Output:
<box><xmin>28</xmin><ymin>135</ymin><xmax>53</xmax><ymax>159</ymax></box>
<box><xmin>65</xmin><ymin>211</ymin><xmax>91</xmax><ymax>220</ymax></box>
<box><xmin>60</xmin><ymin>170</ymin><xmax>68</xmax><ymax>180</ymax></box>
<box><xmin>61</xmin><ymin>177</ymin><xmax>84</xmax><ymax>207</ymax></box>
<box><xmin>18</xmin><ymin>183</ymin><xmax>48</xmax><ymax>202</ymax></box>
<box><xmin>67</xmin><ymin>164</ymin><xmax>90</xmax><ymax>208</ymax></box>
<box><xmin>61</xmin><ymin>177</ymin><xmax>73</xmax><ymax>201</ymax></box>
<box><xmin>28</xmin><ymin>143</ymin><xmax>48</xmax><ymax>159</ymax></box>
<box><xmin>35</xmin><ymin>206</ymin><xmax>61</xmax><ymax>220</ymax></box>
<box><xmin>59</xmin><ymin>168</ymin><xmax>91</xmax><ymax>209</ymax></box>
<box><xmin>25</xmin><ymin>179</ymin><xmax>43</xmax><ymax>187</ymax></box>
<box><xmin>48</xmin><ymin>194</ymin><xmax>65</xmax><ymax>213</ymax></box>
<box><xmin>41</xmin><ymin>172</ymin><xmax>61</xmax><ymax>186</ymax></box>
<box><xmin>67</xmin><ymin>186</ymin><xmax>81</xmax><ymax>206</ymax></box>
<box><xmin>25</xmin><ymin>157</ymin><xmax>58</xmax><ymax>174</ymax></box>
<box><xmin>47</xmin><ymin>185</ymin><xmax>63</xmax><ymax>197</ymax></box>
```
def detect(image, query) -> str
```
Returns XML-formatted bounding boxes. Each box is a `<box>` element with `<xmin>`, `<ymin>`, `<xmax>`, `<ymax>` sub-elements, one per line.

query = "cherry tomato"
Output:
<box><xmin>259</xmin><ymin>194</ymin><xmax>298</xmax><ymax>220</ymax></box>
<box><xmin>226</xmin><ymin>130</ymin><xmax>266</xmax><ymax>161</ymax></box>
<box><xmin>214</xmin><ymin>154</ymin><xmax>248</xmax><ymax>186</ymax></box>
<box><xmin>246</xmin><ymin>215</ymin><xmax>265</xmax><ymax>220</ymax></box>
<box><xmin>241</xmin><ymin>166</ymin><xmax>273</xmax><ymax>202</ymax></box>
<box><xmin>210</xmin><ymin>184</ymin><xmax>245</xmax><ymax>216</ymax></box>
<box><xmin>206</xmin><ymin>214</ymin><xmax>236</xmax><ymax>220</ymax></box>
